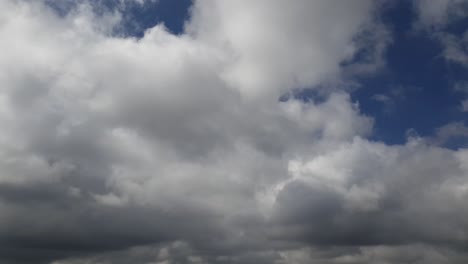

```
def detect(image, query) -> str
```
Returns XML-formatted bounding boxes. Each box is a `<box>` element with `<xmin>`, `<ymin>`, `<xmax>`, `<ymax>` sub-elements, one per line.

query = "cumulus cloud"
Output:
<box><xmin>187</xmin><ymin>0</ymin><xmax>389</xmax><ymax>98</ymax></box>
<box><xmin>0</xmin><ymin>1</ymin><xmax>467</xmax><ymax>264</ymax></box>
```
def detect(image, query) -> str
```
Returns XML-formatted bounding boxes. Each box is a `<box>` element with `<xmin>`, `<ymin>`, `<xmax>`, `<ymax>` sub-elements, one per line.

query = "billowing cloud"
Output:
<box><xmin>0</xmin><ymin>1</ymin><xmax>467</xmax><ymax>264</ymax></box>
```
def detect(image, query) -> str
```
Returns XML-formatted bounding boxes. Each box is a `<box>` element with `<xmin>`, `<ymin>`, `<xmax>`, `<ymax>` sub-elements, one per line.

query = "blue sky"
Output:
<box><xmin>354</xmin><ymin>0</ymin><xmax>468</xmax><ymax>145</ymax></box>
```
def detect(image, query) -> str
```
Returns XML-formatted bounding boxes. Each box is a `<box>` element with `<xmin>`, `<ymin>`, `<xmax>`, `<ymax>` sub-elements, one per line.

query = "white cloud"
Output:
<box><xmin>414</xmin><ymin>0</ymin><xmax>468</xmax><ymax>67</ymax></box>
<box><xmin>414</xmin><ymin>0</ymin><xmax>468</xmax><ymax>28</ymax></box>
<box><xmin>437</xmin><ymin>31</ymin><xmax>468</xmax><ymax>67</ymax></box>
<box><xmin>429</xmin><ymin>122</ymin><xmax>468</xmax><ymax>146</ymax></box>
<box><xmin>187</xmin><ymin>0</ymin><xmax>381</xmax><ymax>99</ymax></box>
<box><xmin>462</xmin><ymin>99</ymin><xmax>468</xmax><ymax>112</ymax></box>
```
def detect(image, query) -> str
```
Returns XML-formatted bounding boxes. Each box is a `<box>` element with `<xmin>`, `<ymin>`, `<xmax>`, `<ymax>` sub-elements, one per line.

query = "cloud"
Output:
<box><xmin>428</xmin><ymin>122</ymin><xmax>468</xmax><ymax>147</ymax></box>
<box><xmin>187</xmin><ymin>0</ymin><xmax>387</xmax><ymax>98</ymax></box>
<box><xmin>371</xmin><ymin>94</ymin><xmax>395</xmax><ymax>113</ymax></box>
<box><xmin>437</xmin><ymin>31</ymin><xmax>468</xmax><ymax>67</ymax></box>
<box><xmin>454</xmin><ymin>81</ymin><xmax>468</xmax><ymax>112</ymax></box>
<box><xmin>370</xmin><ymin>85</ymin><xmax>421</xmax><ymax>114</ymax></box>
<box><xmin>413</xmin><ymin>0</ymin><xmax>468</xmax><ymax>29</ymax></box>
<box><xmin>462</xmin><ymin>99</ymin><xmax>468</xmax><ymax>112</ymax></box>
<box><xmin>413</xmin><ymin>0</ymin><xmax>468</xmax><ymax>67</ymax></box>
<box><xmin>273</xmin><ymin>137</ymin><xmax>468</xmax><ymax>246</ymax></box>
<box><xmin>0</xmin><ymin>1</ymin><xmax>467</xmax><ymax>264</ymax></box>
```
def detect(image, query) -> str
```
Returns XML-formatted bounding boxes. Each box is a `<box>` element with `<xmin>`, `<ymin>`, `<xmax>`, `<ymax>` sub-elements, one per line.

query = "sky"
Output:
<box><xmin>0</xmin><ymin>0</ymin><xmax>468</xmax><ymax>263</ymax></box>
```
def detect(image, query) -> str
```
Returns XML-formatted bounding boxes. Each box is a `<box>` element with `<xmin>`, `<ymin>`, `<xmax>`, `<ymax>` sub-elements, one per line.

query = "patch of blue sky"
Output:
<box><xmin>45</xmin><ymin>0</ymin><xmax>192</xmax><ymax>36</ymax></box>
<box><xmin>351</xmin><ymin>0</ymin><xmax>468</xmax><ymax>146</ymax></box>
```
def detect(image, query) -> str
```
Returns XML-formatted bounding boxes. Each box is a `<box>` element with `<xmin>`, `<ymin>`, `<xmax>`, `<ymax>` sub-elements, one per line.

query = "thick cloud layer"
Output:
<box><xmin>0</xmin><ymin>1</ymin><xmax>467</xmax><ymax>263</ymax></box>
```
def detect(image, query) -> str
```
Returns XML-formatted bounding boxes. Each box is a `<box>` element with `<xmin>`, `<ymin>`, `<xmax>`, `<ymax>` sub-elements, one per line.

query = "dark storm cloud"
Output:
<box><xmin>0</xmin><ymin>181</ymin><xmax>230</xmax><ymax>263</ymax></box>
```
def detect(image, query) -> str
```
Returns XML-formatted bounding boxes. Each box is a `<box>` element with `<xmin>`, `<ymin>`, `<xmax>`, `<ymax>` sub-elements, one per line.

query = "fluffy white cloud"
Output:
<box><xmin>187</xmin><ymin>0</ymin><xmax>386</xmax><ymax>99</ymax></box>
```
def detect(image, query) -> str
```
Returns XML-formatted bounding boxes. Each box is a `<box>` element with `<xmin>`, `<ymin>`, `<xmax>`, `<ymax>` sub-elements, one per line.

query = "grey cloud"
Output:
<box><xmin>272</xmin><ymin>138</ymin><xmax>468</xmax><ymax>249</ymax></box>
